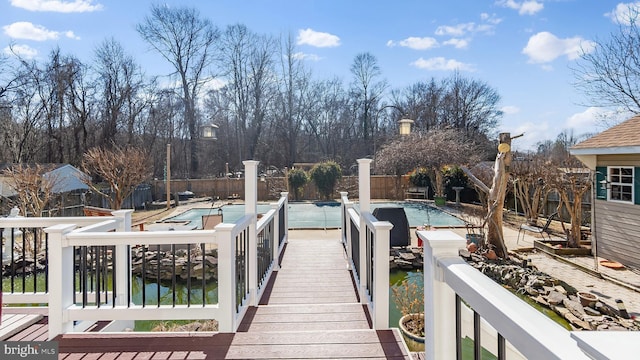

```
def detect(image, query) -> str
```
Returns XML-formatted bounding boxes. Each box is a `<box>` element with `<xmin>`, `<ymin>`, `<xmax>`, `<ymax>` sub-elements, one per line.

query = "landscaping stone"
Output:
<box><xmin>465</xmin><ymin>254</ymin><xmax>640</xmax><ymax>331</ymax></box>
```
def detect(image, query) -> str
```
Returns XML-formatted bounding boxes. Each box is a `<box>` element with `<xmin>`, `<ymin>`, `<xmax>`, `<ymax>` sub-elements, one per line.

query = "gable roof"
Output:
<box><xmin>571</xmin><ymin>115</ymin><xmax>640</xmax><ymax>155</ymax></box>
<box><xmin>0</xmin><ymin>164</ymin><xmax>89</xmax><ymax>197</ymax></box>
<box><xmin>45</xmin><ymin>164</ymin><xmax>89</xmax><ymax>193</ymax></box>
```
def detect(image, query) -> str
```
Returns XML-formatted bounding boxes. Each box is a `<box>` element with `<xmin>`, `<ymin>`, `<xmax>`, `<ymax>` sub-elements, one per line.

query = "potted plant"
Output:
<box><xmin>392</xmin><ymin>278</ymin><xmax>425</xmax><ymax>343</ymax></box>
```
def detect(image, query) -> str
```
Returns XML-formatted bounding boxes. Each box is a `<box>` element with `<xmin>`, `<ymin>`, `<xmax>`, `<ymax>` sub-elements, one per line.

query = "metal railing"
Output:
<box><xmin>0</xmin><ymin>189</ymin><xmax>288</xmax><ymax>339</ymax></box>
<box><xmin>340</xmin><ymin>190</ymin><xmax>392</xmax><ymax>329</ymax></box>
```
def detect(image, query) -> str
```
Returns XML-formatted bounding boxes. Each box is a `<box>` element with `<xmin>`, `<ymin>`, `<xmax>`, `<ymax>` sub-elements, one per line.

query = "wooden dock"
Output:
<box><xmin>10</xmin><ymin>236</ymin><xmax>412</xmax><ymax>359</ymax></box>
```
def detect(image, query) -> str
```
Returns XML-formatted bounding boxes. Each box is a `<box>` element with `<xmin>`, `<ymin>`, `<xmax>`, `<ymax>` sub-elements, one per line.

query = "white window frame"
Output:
<box><xmin>607</xmin><ymin>166</ymin><xmax>634</xmax><ymax>203</ymax></box>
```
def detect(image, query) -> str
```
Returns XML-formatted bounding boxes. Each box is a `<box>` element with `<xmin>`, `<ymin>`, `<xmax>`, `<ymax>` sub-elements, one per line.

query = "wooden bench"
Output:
<box><xmin>405</xmin><ymin>187</ymin><xmax>428</xmax><ymax>199</ymax></box>
<box><xmin>83</xmin><ymin>206</ymin><xmax>113</xmax><ymax>217</ymax></box>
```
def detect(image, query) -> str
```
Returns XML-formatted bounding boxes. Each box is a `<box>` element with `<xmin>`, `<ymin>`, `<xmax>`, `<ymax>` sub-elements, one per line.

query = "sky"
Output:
<box><xmin>1</xmin><ymin>0</ymin><xmax>637</xmax><ymax>151</ymax></box>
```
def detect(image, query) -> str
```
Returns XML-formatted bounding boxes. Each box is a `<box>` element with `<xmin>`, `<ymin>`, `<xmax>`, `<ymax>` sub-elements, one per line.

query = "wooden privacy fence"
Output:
<box><xmin>152</xmin><ymin>175</ymin><xmax>411</xmax><ymax>202</ymax></box>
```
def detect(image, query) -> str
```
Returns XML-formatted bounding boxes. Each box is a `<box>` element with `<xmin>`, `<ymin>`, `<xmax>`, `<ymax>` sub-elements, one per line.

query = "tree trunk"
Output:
<box><xmin>486</xmin><ymin>133</ymin><xmax>511</xmax><ymax>258</ymax></box>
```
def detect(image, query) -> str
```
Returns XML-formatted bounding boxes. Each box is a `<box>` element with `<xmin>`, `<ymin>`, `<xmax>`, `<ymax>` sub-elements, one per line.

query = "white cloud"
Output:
<box><xmin>506</xmin><ymin>120</ymin><xmax>551</xmax><ymax>151</ymax></box>
<box><xmin>481</xmin><ymin>13</ymin><xmax>503</xmax><ymax>25</ymax></box>
<box><xmin>10</xmin><ymin>0</ymin><xmax>103</xmax><ymax>12</ymax></box>
<box><xmin>387</xmin><ymin>37</ymin><xmax>439</xmax><ymax>50</ymax></box>
<box><xmin>3</xmin><ymin>44</ymin><xmax>38</xmax><ymax>58</ymax></box>
<box><xmin>605</xmin><ymin>2</ymin><xmax>640</xmax><ymax>25</ymax></box>
<box><xmin>435</xmin><ymin>23</ymin><xmax>475</xmax><ymax>37</ymax></box>
<box><xmin>522</xmin><ymin>32</ymin><xmax>595</xmax><ymax>64</ymax></box>
<box><xmin>520</xmin><ymin>1</ymin><xmax>544</xmax><ymax>15</ymax></box>
<box><xmin>296</xmin><ymin>28</ymin><xmax>340</xmax><ymax>48</ymax></box>
<box><xmin>411</xmin><ymin>57</ymin><xmax>475</xmax><ymax>72</ymax></box>
<box><xmin>443</xmin><ymin>38</ymin><xmax>469</xmax><ymax>49</ymax></box>
<box><xmin>501</xmin><ymin>105</ymin><xmax>520</xmax><ymax>115</ymax></box>
<box><xmin>566</xmin><ymin>107</ymin><xmax>601</xmax><ymax>129</ymax></box>
<box><xmin>292</xmin><ymin>52</ymin><xmax>322</xmax><ymax>61</ymax></box>
<box><xmin>64</xmin><ymin>30</ymin><xmax>80</xmax><ymax>40</ymax></box>
<box><xmin>3</xmin><ymin>22</ymin><xmax>59</xmax><ymax>41</ymax></box>
<box><xmin>496</xmin><ymin>0</ymin><xmax>544</xmax><ymax>15</ymax></box>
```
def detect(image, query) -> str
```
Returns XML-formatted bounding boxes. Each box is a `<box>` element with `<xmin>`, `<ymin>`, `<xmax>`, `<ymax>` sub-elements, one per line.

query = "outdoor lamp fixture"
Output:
<box><xmin>398</xmin><ymin>118</ymin><xmax>414</xmax><ymax>136</ymax></box>
<box><xmin>600</xmin><ymin>179</ymin><xmax>610</xmax><ymax>190</ymax></box>
<box><xmin>200</xmin><ymin>123</ymin><xmax>219</xmax><ymax>140</ymax></box>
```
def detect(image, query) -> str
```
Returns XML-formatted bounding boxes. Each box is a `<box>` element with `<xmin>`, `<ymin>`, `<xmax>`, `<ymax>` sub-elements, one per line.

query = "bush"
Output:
<box><xmin>409</xmin><ymin>168</ymin><xmax>431</xmax><ymax>188</ymax></box>
<box><xmin>310</xmin><ymin>161</ymin><xmax>342</xmax><ymax>200</ymax></box>
<box><xmin>288</xmin><ymin>168</ymin><xmax>308</xmax><ymax>201</ymax></box>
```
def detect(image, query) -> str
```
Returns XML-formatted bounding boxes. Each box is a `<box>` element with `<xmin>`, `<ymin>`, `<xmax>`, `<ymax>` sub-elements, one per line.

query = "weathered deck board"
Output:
<box><xmin>0</xmin><ymin>313</ymin><xmax>43</xmax><ymax>340</ymax></box>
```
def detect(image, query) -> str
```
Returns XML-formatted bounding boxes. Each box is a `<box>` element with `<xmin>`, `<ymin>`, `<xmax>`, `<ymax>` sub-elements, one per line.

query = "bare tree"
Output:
<box><xmin>573</xmin><ymin>8</ymin><xmax>640</xmax><ymax>117</ymax></box>
<box><xmin>273</xmin><ymin>33</ymin><xmax>314</xmax><ymax>167</ymax></box>
<box><xmin>217</xmin><ymin>24</ymin><xmax>276</xmax><ymax>167</ymax></box>
<box><xmin>376</xmin><ymin>129</ymin><xmax>480</xmax><ymax>198</ymax></box>
<box><xmin>2</xmin><ymin>163</ymin><xmax>62</xmax><ymax>217</ymax></box>
<box><xmin>82</xmin><ymin>145</ymin><xmax>152</xmax><ymax>209</ymax></box>
<box><xmin>510</xmin><ymin>154</ymin><xmax>548</xmax><ymax>225</ymax></box>
<box><xmin>541</xmin><ymin>132</ymin><xmax>591</xmax><ymax>248</ymax></box>
<box><xmin>350</xmin><ymin>53</ymin><xmax>388</xmax><ymax>156</ymax></box>
<box><xmin>463</xmin><ymin>133</ymin><xmax>516</xmax><ymax>259</ymax></box>
<box><xmin>94</xmin><ymin>38</ymin><xmax>146</xmax><ymax>147</ymax></box>
<box><xmin>137</xmin><ymin>4</ymin><xmax>219</xmax><ymax>176</ymax></box>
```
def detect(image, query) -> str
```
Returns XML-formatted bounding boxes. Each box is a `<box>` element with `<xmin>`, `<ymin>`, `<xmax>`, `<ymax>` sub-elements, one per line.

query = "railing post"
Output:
<box><xmin>373</xmin><ymin>220</ymin><xmax>392</xmax><ymax>329</ymax></box>
<box><xmin>111</xmin><ymin>210</ymin><xmax>133</xmax><ymax>307</ymax></box>
<box><xmin>421</xmin><ymin>230</ymin><xmax>466</xmax><ymax>360</ymax></box>
<box><xmin>357</xmin><ymin>159</ymin><xmax>372</xmax><ymax>300</ymax></box>
<box><xmin>271</xmin><ymin>201</ymin><xmax>281</xmax><ymax>271</ymax></box>
<box><xmin>46</xmin><ymin>224</ymin><xmax>77</xmax><ymax>339</ymax></box>
<box><xmin>339</xmin><ymin>192</ymin><xmax>349</xmax><ymax>245</ymax></box>
<box><xmin>215</xmin><ymin>223</ymin><xmax>237</xmax><ymax>332</ymax></box>
<box><xmin>340</xmin><ymin>192</ymin><xmax>353</xmax><ymax>270</ymax></box>
<box><xmin>357</xmin><ymin>159</ymin><xmax>372</xmax><ymax>213</ymax></box>
<box><xmin>244</xmin><ymin>160</ymin><xmax>259</xmax><ymax>307</ymax></box>
<box><xmin>280</xmin><ymin>192</ymin><xmax>289</xmax><ymax>244</ymax></box>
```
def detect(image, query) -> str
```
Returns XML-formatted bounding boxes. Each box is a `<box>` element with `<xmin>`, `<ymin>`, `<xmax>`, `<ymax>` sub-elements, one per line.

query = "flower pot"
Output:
<box><xmin>434</xmin><ymin>196</ymin><xmax>446</xmax><ymax>206</ymax></box>
<box><xmin>578</xmin><ymin>291</ymin><xmax>598</xmax><ymax>307</ymax></box>
<box><xmin>399</xmin><ymin>313</ymin><xmax>425</xmax><ymax>344</ymax></box>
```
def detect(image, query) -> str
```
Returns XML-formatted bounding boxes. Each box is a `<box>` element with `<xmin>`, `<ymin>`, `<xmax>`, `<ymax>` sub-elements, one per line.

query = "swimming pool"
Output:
<box><xmin>166</xmin><ymin>201</ymin><xmax>466</xmax><ymax>229</ymax></box>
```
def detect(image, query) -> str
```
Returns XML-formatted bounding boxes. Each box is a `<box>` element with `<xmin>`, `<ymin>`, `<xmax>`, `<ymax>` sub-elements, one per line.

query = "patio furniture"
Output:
<box><xmin>517</xmin><ymin>212</ymin><xmax>557</xmax><ymax>245</ymax></box>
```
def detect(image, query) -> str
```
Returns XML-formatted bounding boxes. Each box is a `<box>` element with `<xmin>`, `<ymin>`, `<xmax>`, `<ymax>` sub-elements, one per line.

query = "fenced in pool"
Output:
<box><xmin>167</xmin><ymin>201</ymin><xmax>466</xmax><ymax>229</ymax></box>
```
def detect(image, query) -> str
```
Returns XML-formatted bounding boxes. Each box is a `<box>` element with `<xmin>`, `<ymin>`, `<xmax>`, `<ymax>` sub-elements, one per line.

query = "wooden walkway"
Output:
<box><xmin>11</xmin><ymin>237</ymin><xmax>411</xmax><ymax>359</ymax></box>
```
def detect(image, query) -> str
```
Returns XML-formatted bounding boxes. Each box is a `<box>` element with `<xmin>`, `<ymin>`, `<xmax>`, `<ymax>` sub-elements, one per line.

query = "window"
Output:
<box><xmin>608</xmin><ymin>167</ymin><xmax>634</xmax><ymax>202</ymax></box>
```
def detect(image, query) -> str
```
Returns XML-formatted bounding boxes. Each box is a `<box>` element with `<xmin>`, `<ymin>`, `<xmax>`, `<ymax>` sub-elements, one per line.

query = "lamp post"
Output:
<box><xmin>200</xmin><ymin>123</ymin><xmax>219</xmax><ymax>198</ymax></box>
<box><xmin>166</xmin><ymin>143</ymin><xmax>171</xmax><ymax>210</ymax></box>
<box><xmin>398</xmin><ymin>118</ymin><xmax>414</xmax><ymax>136</ymax></box>
<box><xmin>373</xmin><ymin>105</ymin><xmax>414</xmax><ymax>172</ymax></box>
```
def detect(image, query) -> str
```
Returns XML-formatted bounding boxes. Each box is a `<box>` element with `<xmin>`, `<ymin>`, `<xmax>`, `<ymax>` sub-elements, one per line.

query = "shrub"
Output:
<box><xmin>409</xmin><ymin>168</ymin><xmax>431</xmax><ymax>188</ymax></box>
<box><xmin>310</xmin><ymin>161</ymin><xmax>342</xmax><ymax>200</ymax></box>
<box><xmin>288</xmin><ymin>168</ymin><xmax>308</xmax><ymax>201</ymax></box>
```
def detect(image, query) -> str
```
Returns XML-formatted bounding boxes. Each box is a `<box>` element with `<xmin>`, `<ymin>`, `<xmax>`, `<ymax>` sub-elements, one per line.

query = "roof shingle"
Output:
<box><xmin>572</xmin><ymin>115</ymin><xmax>640</xmax><ymax>150</ymax></box>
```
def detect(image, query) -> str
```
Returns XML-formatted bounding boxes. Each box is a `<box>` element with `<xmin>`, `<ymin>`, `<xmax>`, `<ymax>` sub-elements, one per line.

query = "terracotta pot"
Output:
<box><xmin>578</xmin><ymin>291</ymin><xmax>598</xmax><ymax>307</ymax></box>
<box><xmin>486</xmin><ymin>249</ymin><xmax>497</xmax><ymax>260</ymax></box>
<box><xmin>466</xmin><ymin>242</ymin><xmax>478</xmax><ymax>253</ymax></box>
<box><xmin>399</xmin><ymin>313</ymin><xmax>425</xmax><ymax>343</ymax></box>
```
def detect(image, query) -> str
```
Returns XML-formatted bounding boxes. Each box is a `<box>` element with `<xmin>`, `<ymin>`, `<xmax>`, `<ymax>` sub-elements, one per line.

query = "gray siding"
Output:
<box><xmin>594</xmin><ymin>199</ymin><xmax>640</xmax><ymax>269</ymax></box>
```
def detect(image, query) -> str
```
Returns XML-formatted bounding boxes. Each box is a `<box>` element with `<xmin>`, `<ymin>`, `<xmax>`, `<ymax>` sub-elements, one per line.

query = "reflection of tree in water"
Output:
<box><xmin>130</xmin><ymin>275</ymin><xmax>218</xmax><ymax>306</ymax></box>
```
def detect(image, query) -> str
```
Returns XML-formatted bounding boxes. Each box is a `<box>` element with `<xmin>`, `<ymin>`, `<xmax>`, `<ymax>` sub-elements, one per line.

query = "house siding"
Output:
<box><xmin>594</xmin><ymin>199</ymin><xmax>640</xmax><ymax>269</ymax></box>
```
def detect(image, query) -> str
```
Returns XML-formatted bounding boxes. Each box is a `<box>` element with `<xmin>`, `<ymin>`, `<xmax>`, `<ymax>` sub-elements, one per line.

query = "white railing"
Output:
<box><xmin>0</xmin><ymin>212</ymin><xmax>127</xmax><ymax>305</ymax></box>
<box><xmin>420</xmin><ymin>230</ymin><xmax>597</xmax><ymax>360</ymax></box>
<box><xmin>0</xmin><ymin>161</ymin><xmax>288</xmax><ymax>340</ymax></box>
<box><xmin>339</xmin><ymin>158</ymin><xmax>393</xmax><ymax>330</ymax></box>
